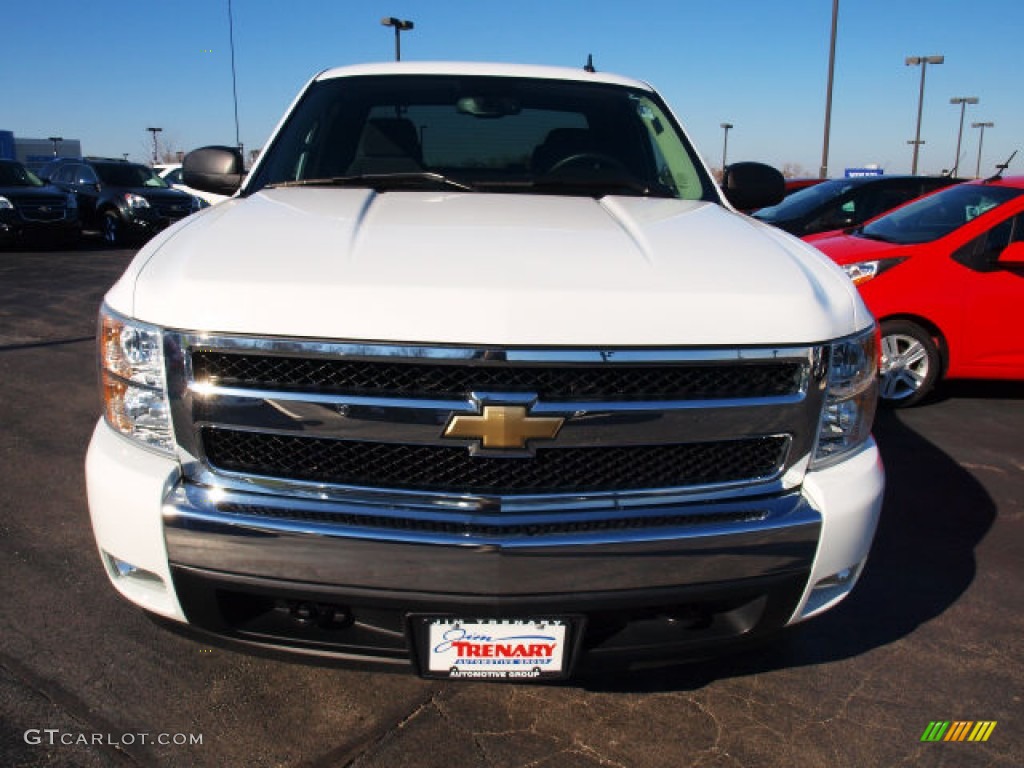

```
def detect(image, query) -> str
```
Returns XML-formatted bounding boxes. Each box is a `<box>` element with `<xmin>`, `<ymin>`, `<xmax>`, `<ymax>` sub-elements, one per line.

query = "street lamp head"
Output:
<box><xmin>381</xmin><ymin>17</ymin><xmax>413</xmax><ymax>30</ymax></box>
<box><xmin>721</xmin><ymin>122</ymin><xmax>733</xmax><ymax>130</ymax></box>
<box><xmin>972</xmin><ymin>122</ymin><xmax>994</xmax><ymax>129</ymax></box>
<box><xmin>905</xmin><ymin>55</ymin><xmax>944</xmax><ymax>66</ymax></box>
<box><xmin>950</xmin><ymin>96</ymin><xmax>979</xmax><ymax>105</ymax></box>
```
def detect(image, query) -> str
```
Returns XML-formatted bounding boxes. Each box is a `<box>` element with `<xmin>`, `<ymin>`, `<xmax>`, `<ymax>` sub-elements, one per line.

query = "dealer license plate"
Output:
<box><xmin>423</xmin><ymin>618</ymin><xmax>571</xmax><ymax>680</ymax></box>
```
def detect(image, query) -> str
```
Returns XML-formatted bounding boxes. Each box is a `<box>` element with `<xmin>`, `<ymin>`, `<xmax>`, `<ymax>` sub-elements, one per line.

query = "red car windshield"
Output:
<box><xmin>859</xmin><ymin>184</ymin><xmax>1023</xmax><ymax>244</ymax></box>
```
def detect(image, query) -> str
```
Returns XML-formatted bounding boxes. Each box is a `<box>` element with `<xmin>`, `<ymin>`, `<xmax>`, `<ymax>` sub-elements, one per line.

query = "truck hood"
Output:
<box><xmin>114</xmin><ymin>188</ymin><xmax>869</xmax><ymax>346</ymax></box>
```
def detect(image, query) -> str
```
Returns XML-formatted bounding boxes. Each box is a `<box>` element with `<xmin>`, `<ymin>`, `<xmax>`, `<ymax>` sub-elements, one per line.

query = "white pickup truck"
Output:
<box><xmin>87</xmin><ymin>62</ymin><xmax>883</xmax><ymax>680</ymax></box>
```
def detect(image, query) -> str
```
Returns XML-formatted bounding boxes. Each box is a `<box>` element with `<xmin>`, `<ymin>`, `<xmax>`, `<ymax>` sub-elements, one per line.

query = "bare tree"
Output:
<box><xmin>780</xmin><ymin>162</ymin><xmax>810</xmax><ymax>179</ymax></box>
<box><xmin>158</xmin><ymin>134</ymin><xmax>182</xmax><ymax>164</ymax></box>
<box><xmin>138</xmin><ymin>133</ymin><xmax>181</xmax><ymax>166</ymax></box>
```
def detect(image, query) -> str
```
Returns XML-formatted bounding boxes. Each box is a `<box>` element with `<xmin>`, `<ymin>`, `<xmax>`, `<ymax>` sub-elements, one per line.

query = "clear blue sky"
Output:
<box><xmin>3</xmin><ymin>0</ymin><xmax>1020</xmax><ymax>177</ymax></box>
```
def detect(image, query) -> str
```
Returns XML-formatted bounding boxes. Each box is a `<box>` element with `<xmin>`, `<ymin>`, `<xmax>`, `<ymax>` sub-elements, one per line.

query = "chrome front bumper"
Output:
<box><xmin>159</xmin><ymin>479</ymin><xmax>821</xmax><ymax>670</ymax></box>
<box><xmin>163</xmin><ymin>482</ymin><xmax>821</xmax><ymax>595</ymax></box>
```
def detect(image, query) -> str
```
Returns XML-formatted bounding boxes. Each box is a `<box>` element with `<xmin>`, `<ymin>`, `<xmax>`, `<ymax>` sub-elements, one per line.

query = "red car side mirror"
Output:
<box><xmin>997</xmin><ymin>241</ymin><xmax>1024</xmax><ymax>266</ymax></box>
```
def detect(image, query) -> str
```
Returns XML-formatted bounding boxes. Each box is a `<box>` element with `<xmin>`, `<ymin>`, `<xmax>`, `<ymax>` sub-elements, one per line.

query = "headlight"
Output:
<box><xmin>191</xmin><ymin>195</ymin><xmax>209</xmax><ymax>211</ymax></box>
<box><xmin>99</xmin><ymin>307</ymin><xmax>174</xmax><ymax>453</ymax></box>
<box><xmin>841</xmin><ymin>258</ymin><xmax>905</xmax><ymax>285</ymax></box>
<box><xmin>123</xmin><ymin>193</ymin><xmax>150</xmax><ymax>209</ymax></box>
<box><xmin>0</xmin><ymin>196</ymin><xmax>13</xmax><ymax>210</ymax></box>
<box><xmin>812</xmin><ymin>326</ymin><xmax>879</xmax><ymax>468</ymax></box>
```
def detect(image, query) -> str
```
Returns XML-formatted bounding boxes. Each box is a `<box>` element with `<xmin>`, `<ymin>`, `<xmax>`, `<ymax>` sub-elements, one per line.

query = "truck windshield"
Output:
<box><xmin>248</xmin><ymin>74</ymin><xmax>716</xmax><ymax>201</ymax></box>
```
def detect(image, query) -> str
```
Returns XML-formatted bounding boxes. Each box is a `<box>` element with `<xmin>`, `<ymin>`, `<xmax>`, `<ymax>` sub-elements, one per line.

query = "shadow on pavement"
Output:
<box><xmin>582</xmin><ymin>407</ymin><xmax>996</xmax><ymax>693</ymax></box>
<box><xmin>929</xmin><ymin>379</ymin><xmax>1024</xmax><ymax>403</ymax></box>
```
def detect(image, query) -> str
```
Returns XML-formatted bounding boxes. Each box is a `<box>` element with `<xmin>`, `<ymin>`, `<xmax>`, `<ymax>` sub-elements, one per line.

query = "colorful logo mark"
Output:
<box><xmin>920</xmin><ymin>721</ymin><xmax>997</xmax><ymax>742</ymax></box>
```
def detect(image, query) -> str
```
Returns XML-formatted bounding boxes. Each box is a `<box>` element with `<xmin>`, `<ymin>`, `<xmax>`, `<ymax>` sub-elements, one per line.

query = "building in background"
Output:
<box><xmin>0</xmin><ymin>131</ymin><xmax>83</xmax><ymax>170</ymax></box>
<box><xmin>0</xmin><ymin>131</ymin><xmax>15</xmax><ymax>162</ymax></box>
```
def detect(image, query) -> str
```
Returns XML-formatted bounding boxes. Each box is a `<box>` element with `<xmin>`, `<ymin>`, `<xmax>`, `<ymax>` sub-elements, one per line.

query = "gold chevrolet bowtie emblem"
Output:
<box><xmin>443</xmin><ymin>405</ymin><xmax>564</xmax><ymax>449</ymax></box>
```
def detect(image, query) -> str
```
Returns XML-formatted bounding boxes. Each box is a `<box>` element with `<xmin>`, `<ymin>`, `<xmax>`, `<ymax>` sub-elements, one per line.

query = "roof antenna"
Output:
<box><xmin>985</xmin><ymin>150</ymin><xmax>1017</xmax><ymax>183</ymax></box>
<box><xmin>584</xmin><ymin>54</ymin><xmax>596</xmax><ymax>73</ymax></box>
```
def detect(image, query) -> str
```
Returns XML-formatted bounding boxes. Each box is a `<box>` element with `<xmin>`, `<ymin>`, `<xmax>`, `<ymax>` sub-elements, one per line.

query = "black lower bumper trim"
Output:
<box><xmin>169</xmin><ymin>565</ymin><xmax>808</xmax><ymax>675</ymax></box>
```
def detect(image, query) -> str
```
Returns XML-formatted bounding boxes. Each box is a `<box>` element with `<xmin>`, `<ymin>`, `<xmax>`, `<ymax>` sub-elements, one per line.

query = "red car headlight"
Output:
<box><xmin>841</xmin><ymin>258</ymin><xmax>906</xmax><ymax>285</ymax></box>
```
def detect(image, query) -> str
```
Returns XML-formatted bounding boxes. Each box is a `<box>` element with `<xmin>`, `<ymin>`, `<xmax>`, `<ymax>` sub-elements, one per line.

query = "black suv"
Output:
<box><xmin>46</xmin><ymin>158</ymin><xmax>200</xmax><ymax>245</ymax></box>
<box><xmin>753</xmin><ymin>175</ymin><xmax>961</xmax><ymax>236</ymax></box>
<box><xmin>0</xmin><ymin>159</ymin><xmax>82</xmax><ymax>248</ymax></box>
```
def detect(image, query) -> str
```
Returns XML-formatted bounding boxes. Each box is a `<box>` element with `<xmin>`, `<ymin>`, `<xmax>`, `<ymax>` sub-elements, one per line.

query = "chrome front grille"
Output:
<box><xmin>166</xmin><ymin>335</ymin><xmax>827</xmax><ymax>531</ymax></box>
<box><xmin>191</xmin><ymin>349</ymin><xmax>805</xmax><ymax>401</ymax></box>
<box><xmin>202</xmin><ymin>428</ymin><xmax>790</xmax><ymax>495</ymax></box>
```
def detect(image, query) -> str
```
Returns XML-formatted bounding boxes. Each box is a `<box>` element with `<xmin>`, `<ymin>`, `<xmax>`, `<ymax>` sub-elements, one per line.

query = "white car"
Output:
<box><xmin>88</xmin><ymin>62</ymin><xmax>883</xmax><ymax>679</ymax></box>
<box><xmin>154</xmin><ymin>163</ymin><xmax>229</xmax><ymax>206</ymax></box>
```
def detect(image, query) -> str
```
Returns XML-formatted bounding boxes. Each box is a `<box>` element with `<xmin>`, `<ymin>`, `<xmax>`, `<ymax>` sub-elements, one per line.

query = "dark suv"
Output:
<box><xmin>753</xmin><ymin>175</ymin><xmax>961</xmax><ymax>237</ymax></box>
<box><xmin>0</xmin><ymin>159</ymin><xmax>82</xmax><ymax>248</ymax></box>
<box><xmin>46</xmin><ymin>158</ymin><xmax>200</xmax><ymax>245</ymax></box>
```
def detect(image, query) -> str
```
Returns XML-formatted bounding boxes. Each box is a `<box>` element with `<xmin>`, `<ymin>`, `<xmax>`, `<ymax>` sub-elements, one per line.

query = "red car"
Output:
<box><xmin>807</xmin><ymin>175</ymin><xmax>1024</xmax><ymax>406</ymax></box>
<box><xmin>784</xmin><ymin>177</ymin><xmax>828</xmax><ymax>196</ymax></box>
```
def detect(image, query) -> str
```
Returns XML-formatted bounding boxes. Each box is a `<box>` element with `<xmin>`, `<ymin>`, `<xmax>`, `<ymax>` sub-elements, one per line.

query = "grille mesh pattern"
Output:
<box><xmin>191</xmin><ymin>351</ymin><xmax>804</xmax><ymax>402</ymax></box>
<box><xmin>215</xmin><ymin>503</ymin><xmax>768</xmax><ymax>536</ymax></box>
<box><xmin>202</xmin><ymin>428</ymin><xmax>788</xmax><ymax>495</ymax></box>
<box><xmin>152</xmin><ymin>201</ymin><xmax>191</xmax><ymax>219</ymax></box>
<box><xmin>18</xmin><ymin>201</ymin><xmax>67</xmax><ymax>221</ymax></box>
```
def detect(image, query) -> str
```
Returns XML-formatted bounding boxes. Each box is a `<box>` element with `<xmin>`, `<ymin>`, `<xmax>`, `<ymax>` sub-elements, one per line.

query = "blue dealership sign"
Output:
<box><xmin>845</xmin><ymin>167</ymin><xmax>884</xmax><ymax>177</ymax></box>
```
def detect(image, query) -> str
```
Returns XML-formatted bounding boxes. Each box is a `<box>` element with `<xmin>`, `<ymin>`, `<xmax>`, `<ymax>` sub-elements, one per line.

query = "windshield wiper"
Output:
<box><xmin>266</xmin><ymin>172</ymin><xmax>476</xmax><ymax>192</ymax></box>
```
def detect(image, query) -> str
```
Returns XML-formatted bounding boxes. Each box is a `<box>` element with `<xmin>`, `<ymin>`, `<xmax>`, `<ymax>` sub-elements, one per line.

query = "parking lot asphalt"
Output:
<box><xmin>1</xmin><ymin>246</ymin><xmax>1020</xmax><ymax>768</ymax></box>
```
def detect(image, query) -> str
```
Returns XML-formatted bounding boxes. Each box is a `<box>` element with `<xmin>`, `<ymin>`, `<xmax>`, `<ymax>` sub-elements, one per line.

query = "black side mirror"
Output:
<box><xmin>183</xmin><ymin>146</ymin><xmax>244</xmax><ymax>196</ymax></box>
<box><xmin>721</xmin><ymin>162</ymin><xmax>785</xmax><ymax>211</ymax></box>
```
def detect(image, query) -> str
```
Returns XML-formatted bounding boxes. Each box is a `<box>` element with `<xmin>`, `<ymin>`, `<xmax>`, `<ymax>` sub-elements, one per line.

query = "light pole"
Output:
<box><xmin>972</xmin><ymin>121</ymin><xmax>994</xmax><ymax>178</ymax></box>
<box><xmin>820</xmin><ymin>0</ymin><xmax>839</xmax><ymax>178</ymax></box>
<box><xmin>381</xmin><ymin>17</ymin><xmax>414</xmax><ymax>61</ymax></box>
<box><xmin>228</xmin><ymin>0</ymin><xmax>241</xmax><ymax>154</ymax></box>
<box><xmin>949</xmin><ymin>96</ymin><xmax>978</xmax><ymax>177</ymax></box>
<box><xmin>146</xmin><ymin>127</ymin><xmax>162</xmax><ymax>165</ymax></box>
<box><xmin>905</xmin><ymin>55</ymin><xmax>943</xmax><ymax>175</ymax></box>
<box><xmin>720</xmin><ymin>122</ymin><xmax>733</xmax><ymax>174</ymax></box>
<box><xmin>47</xmin><ymin>136</ymin><xmax>63</xmax><ymax>157</ymax></box>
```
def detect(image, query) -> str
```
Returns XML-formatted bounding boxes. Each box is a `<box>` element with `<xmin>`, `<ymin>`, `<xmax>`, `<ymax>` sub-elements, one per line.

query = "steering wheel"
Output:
<box><xmin>546</xmin><ymin>152</ymin><xmax>630</xmax><ymax>175</ymax></box>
